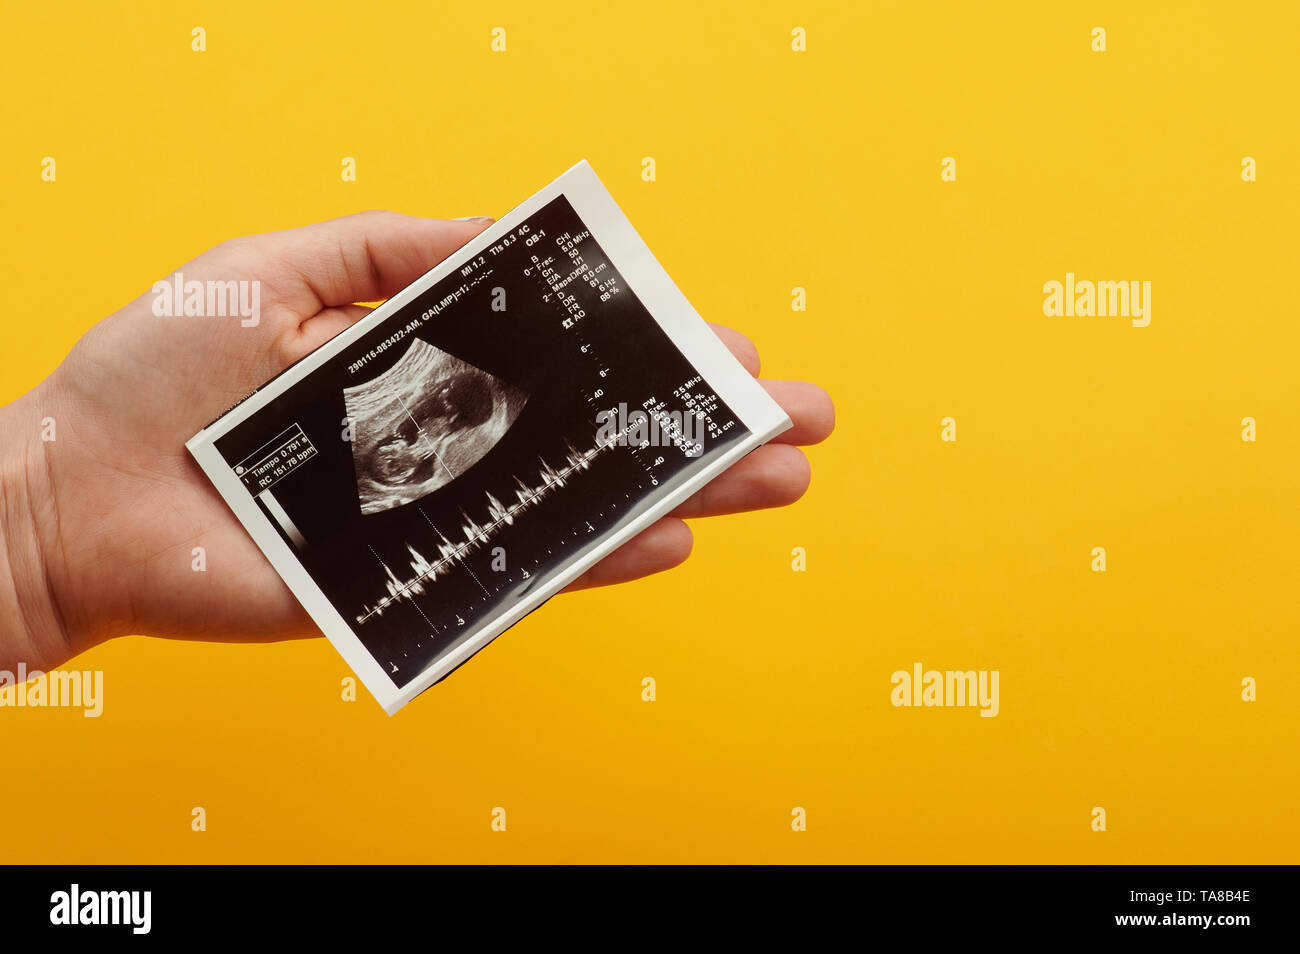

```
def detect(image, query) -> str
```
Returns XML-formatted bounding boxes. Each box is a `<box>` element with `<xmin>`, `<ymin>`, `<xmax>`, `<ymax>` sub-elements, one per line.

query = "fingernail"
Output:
<box><xmin>453</xmin><ymin>216</ymin><xmax>494</xmax><ymax>223</ymax></box>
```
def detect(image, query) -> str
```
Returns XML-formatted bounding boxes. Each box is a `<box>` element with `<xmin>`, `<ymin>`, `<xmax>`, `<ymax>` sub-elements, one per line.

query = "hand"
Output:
<box><xmin>0</xmin><ymin>212</ymin><xmax>834</xmax><ymax>672</ymax></box>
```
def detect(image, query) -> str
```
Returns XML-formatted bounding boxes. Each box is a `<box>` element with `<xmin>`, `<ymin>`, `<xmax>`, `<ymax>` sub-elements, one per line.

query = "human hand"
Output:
<box><xmin>0</xmin><ymin>212</ymin><xmax>834</xmax><ymax>672</ymax></box>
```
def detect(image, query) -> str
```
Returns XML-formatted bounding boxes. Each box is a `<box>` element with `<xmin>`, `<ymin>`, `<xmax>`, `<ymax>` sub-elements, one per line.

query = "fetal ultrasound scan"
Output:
<box><xmin>344</xmin><ymin>339</ymin><xmax>528</xmax><ymax>515</ymax></box>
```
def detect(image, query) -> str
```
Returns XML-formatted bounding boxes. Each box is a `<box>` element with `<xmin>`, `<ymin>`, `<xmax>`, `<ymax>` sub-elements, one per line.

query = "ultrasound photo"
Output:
<box><xmin>188</xmin><ymin>162</ymin><xmax>790</xmax><ymax>712</ymax></box>
<box><xmin>344</xmin><ymin>340</ymin><xmax>528</xmax><ymax>515</ymax></box>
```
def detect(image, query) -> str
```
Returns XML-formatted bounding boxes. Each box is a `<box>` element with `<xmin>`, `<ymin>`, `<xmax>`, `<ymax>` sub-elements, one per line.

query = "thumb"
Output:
<box><xmin>251</xmin><ymin>210</ymin><xmax>494</xmax><ymax>313</ymax></box>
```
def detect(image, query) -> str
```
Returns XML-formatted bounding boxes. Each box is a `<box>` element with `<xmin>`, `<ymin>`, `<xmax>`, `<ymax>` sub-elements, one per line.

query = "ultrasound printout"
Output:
<box><xmin>188</xmin><ymin>163</ymin><xmax>790</xmax><ymax>711</ymax></box>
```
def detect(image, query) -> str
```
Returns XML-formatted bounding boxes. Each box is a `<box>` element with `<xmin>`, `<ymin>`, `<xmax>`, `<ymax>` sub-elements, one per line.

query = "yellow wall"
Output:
<box><xmin>2</xmin><ymin>1</ymin><xmax>1296</xmax><ymax>862</ymax></box>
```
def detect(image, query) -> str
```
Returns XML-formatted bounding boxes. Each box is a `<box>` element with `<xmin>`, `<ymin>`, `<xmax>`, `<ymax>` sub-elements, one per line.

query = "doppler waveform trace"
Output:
<box><xmin>357</xmin><ymin>434</ymin><xmax>621</xmax><ymax>624</ymax></box>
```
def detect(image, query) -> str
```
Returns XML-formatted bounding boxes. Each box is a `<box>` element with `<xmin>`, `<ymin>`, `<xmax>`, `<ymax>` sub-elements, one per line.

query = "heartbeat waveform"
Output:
<box><xmin>356</xmin><ymin>436</ymin><xmax>618</xmax><ymax>624</ymax></box>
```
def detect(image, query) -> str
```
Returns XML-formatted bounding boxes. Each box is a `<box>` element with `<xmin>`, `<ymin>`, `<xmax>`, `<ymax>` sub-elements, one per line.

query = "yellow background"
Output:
<box><xmin>2</xmin><ymin>1</ymin><xmax>1297</xmax><ymax>862</ymax></box>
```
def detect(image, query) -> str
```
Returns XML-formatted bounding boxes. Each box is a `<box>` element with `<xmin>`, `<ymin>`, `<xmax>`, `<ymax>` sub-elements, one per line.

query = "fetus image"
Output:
<box><xmin>344</xmin><ymin>338</ymin><xmax>528</xmax><ymax>515</ymax></box>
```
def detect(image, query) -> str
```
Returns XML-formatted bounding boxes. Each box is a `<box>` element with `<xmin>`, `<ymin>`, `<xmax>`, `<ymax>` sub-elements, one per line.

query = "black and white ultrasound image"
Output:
<box><xmin>213</xmin><ymin>196</ymin><xmax>750</xmax><ymax>686</ymax></box>
<box><xmin>344</xmin><ymin>340</ymin><xmax>529</xmax><ymax>515</ymax></box>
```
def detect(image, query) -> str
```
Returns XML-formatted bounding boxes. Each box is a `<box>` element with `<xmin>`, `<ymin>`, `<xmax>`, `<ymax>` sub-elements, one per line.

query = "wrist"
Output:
<box><xmin>0</xmin><ymin>383</ymin><xmax>78</xmax><ymax>671</ymax></box>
